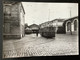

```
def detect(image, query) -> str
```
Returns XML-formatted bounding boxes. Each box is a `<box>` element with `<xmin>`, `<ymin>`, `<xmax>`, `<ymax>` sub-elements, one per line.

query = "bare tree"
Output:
<box><xmin>25</xmin><ymin>23</ymin><xmax>28</xmax><ymax>29</ymax></box>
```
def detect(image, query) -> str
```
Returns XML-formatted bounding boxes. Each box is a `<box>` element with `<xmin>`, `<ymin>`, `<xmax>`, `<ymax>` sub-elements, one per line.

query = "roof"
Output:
<box><xmin>3</xmin><ymin>1</ymin><xmax>25</xmax><ymax>14</ymax></box>
<box><xmin>39</xmin><ymin>16</ymin><xmax>78</xmax><ymax>26</ymax></box>
<box><xmin>51</xmin><ymin>19</ymin><xmax>65</xmax><ymax>22</ymax></box>
<box><xmin>39</xmin><ymin>19</ymin><xmax>65</xmax><ymax>26</ymax></box>
<box><xmin>21</xmin><ymin>2</ymin><xmax>25</xmax><ymax>14</ymax></box>
<box><xmin>64</xmin><ymin>16</ymin><xmax>78</xmax><ymax>22</ymax></box>
<box><xmin>3</xmin><ymin>1</ymin><xmax>19</xmax><ymax>5</ymax></box>
<box><xmin>63</xmin><ymin>16</ymin><xmax>78</xmax><ymax>26</ymax></box>
<box><xmin>29</xmin><ymin>24</ymin><xmax>39</xmax><ymax>27</ymax></box>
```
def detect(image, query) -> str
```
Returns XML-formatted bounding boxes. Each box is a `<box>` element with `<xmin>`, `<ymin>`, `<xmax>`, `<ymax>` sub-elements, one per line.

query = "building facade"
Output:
<box><xmin>63</xmin><ymin>16</ymin><xmax>78</xmax><ymax>35</ymax></box>
<box><xmin>40</xmin><ymin>16</ymin><xmax>78</xmax><ymax>35</ymax></box>
<box><xmin>29</xmin><ymin>24</ymin><xmax>39</xmax><ymax>33</ymax></box>
<box><xmin>3</xmin><ymin>1</ymin><xmax>25</xmax><ymax>39</ymax></box>
<box><xmin>39</xmin><ymin>19</ymin><xmax>65</xmax><ymax>33</ymax></box>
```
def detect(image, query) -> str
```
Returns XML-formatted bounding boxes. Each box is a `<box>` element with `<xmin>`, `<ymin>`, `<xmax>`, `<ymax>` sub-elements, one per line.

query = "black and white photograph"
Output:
<box><xmin>3</xmin><ymin>0</ymin><xmax>78</xmax><ymax>58</ymax></box>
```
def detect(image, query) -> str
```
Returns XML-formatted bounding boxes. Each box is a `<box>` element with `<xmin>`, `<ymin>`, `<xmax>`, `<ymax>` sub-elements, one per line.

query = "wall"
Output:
<box><xmin>19</xmin><ymin>3</ymin><xmax>25</xmax><ymax>37</ymax></box>
<box><xmin>3</xmin><ymin>2</ymin><xmax>25</xmax><ymax>39</ymax></box>
<box><xmin>40</xmin><ymin>19</ymin><xmax>64</xmax><ymax>33</ymax></box>
<box><xmin>65</xmin><ymin>17</ymin><xmax>78</xmax><ymax>35</ymax></box>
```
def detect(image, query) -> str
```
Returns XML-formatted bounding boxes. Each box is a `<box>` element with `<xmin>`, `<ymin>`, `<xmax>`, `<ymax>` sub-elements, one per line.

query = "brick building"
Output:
<box><xmin>3</xmin><ymin>1</ymin><xmax>25</xmax><ymax>39</ymax></box>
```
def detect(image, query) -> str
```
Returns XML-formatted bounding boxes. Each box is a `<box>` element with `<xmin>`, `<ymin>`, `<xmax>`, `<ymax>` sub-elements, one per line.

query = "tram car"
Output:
<box><xmin>39</xmin><ymin>26</ymin><xmax>55</xmax><ymax>38</ymax></box>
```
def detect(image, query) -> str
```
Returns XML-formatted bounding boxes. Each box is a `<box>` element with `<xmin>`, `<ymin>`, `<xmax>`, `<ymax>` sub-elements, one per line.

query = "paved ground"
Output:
<box><xmin>3</xmin><ymin>34</ymin><xmax>79</xmax><ymax>58</ymax></box>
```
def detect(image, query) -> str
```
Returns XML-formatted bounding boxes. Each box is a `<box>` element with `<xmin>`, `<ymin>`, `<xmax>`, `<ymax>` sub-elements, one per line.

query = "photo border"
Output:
<box><xmin>0</xmin><ymin>0</ymin><xmax>79</xmax><ymax>60</ymax></box>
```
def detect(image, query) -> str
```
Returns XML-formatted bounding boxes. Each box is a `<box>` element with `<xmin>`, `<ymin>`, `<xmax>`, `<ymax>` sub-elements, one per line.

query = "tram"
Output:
<box><xmin>39</xmin><ymin>26</ymin><xmax>55</xmax><ymax>38</ymax></box>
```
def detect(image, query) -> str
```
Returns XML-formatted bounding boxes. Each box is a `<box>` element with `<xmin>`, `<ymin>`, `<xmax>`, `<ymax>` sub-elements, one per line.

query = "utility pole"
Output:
<box><xmin>48</xmin><ymin>8</ymin><xmax>50</xmax><ymax>21</ymax></box>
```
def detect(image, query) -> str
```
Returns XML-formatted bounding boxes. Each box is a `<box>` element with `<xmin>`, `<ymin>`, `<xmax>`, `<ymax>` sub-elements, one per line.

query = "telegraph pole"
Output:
<box><xmin>48</xmin><ymin>8</ymin><xmax>50</xmax><ymax>21</ymax></box>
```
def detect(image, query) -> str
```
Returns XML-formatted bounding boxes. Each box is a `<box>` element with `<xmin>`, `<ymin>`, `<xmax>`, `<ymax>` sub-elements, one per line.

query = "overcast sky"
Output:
<box><xmin>22</xmin><ymin>2</ymin><xmax>78</xmax><ymax>25</ymax></box>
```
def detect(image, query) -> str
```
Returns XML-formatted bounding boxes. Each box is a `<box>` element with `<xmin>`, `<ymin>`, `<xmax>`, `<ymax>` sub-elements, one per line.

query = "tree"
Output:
<box><xmin>25</xmin><ymin>23</ymin><xmax>28</xmax><ymax>29</ymax></box>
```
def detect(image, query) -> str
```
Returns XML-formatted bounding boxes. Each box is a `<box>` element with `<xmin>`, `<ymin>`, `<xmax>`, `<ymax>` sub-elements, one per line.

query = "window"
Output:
<box><xmin>4</xmin><ymin>5</ymin><xmax>11</xmax><ymax>15</ymax></box>
<box><xmin>4</xmin><ymin>5</ymin><xmax>11</xmax><ymax>19</ymax></box>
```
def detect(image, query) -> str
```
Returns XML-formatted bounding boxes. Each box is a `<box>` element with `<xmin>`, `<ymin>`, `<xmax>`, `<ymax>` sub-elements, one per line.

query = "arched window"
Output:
<box><xmin>67</xmin><ymin>22</ymin><xmax>71</xmax><ymax>31</ymax></box>
<box><xmin>74</xmin><ymin>20</ymin><xmax>77</xmax><ymax>31</ymax></box>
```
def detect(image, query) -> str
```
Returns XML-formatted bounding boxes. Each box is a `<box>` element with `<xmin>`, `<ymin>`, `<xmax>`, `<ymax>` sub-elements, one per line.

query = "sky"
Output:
<box><xmin>22</xmin><ymin>2</ymin><xmax>78</xmax><ymax>25</ymax></box>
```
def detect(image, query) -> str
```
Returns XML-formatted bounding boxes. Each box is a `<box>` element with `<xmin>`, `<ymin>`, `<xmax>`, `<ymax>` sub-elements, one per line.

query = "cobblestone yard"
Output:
<box><xmin>3</xmin><ymin>34</ymin><xmax>79</xmax><ymax>58</ymax></box>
